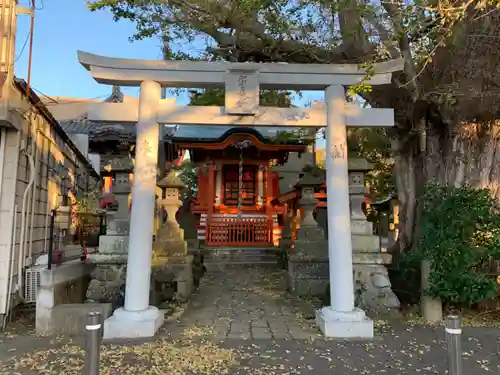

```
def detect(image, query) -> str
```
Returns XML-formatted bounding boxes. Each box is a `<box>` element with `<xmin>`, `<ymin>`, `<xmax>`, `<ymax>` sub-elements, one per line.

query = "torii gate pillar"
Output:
<box><xmin>103</xmin><ymin>81</ymin><xmax>164</xmax><ymax>338</ymax></box>
<box><xmin>315</xmin><ymin>85</ymin><xmax>373</xmax><ymax>337</ymax></box>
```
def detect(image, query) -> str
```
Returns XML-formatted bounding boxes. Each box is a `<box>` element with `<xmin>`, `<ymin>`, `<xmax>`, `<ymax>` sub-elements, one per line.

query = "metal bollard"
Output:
<box><xmin>84</xmin><ymin>311</ymin><xmax>101</xmax><ymax>375</ymax></box>
<box><xmin>445</xmin><ymin>315</ymin><xmax>462</xmax><ymax>375</ymax></box>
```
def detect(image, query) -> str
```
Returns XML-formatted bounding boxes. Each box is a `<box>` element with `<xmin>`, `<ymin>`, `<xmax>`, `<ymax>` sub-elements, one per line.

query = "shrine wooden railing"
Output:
<box><xmin>206</xmin><ymin>216</ymin><xmax>273</xmax><ymax>246</ymax></box>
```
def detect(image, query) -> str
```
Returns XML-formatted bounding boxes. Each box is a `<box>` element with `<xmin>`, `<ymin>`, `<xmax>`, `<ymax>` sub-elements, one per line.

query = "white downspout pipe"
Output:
<box><xmin>27</xmin><ymin>125</ymin><xmax>40</xmax><ymax>265</ymax></box>
<box><xmin>17</xmin><ymin>143</ymin><xmax>35</xmax><ymax>297</ymax></box>
<box><xmin>3</xmin><ymin>204</ymin><xmax>18</xmax><ymax>330</ymax></box>
<box><xmin>0</xmin><ymin>130</ymin><xmax>6</xmax><ymax>330</ymax></box>
<box><xmin>0</xmin><ymin>129</ymin><xmax>6</xmax><ymax>205</ymax></box>
<box><xmin>22</xmin><ymin>137</ymin><xmax>34</xmax><ymax>268</ymax></box>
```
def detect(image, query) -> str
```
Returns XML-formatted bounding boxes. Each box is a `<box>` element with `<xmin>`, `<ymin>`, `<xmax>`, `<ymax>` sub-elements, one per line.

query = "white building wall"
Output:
<box><xmin>0</xmin><ymin>130</ymin><xmax>21</xmax><ymax>314</ymax></box>
<box><xmin>0</xmin><ymin>81</ymin><xmax>99</xmax><ymax>316</ymax></box>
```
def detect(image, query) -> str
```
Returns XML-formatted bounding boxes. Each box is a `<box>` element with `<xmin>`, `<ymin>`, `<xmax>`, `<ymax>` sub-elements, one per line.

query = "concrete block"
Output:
<box><xmin>51</xmin><ymin>303</ymin><xmax>112</xmax><ymax>335</ymax></box>
<box><xmin>351</xmin><ymin>235</ymin><xmax>380</xmax><ymax>252</ymax></box>
<box><xmin>36</xmin><ymin>262</ymin><xmax>94</xmax><ymax>336</ymax></box>
<box><xmin>350</xmin><ymin>220</ymin><xmax>373</xmax><ymax>235</ymax></box>
<box><xmin>98</xmin><ymin>235</ymin><xmax>129</xmax><ymax>255</ymax></box>
<box><xmin>316</xmin><ymin>307</ymin><xmax>373</xmax><ymax>339</ymax></box>
<box><xmin>103</xmin><ymin>306</ymin><xmax>164</xmax><ymax>339</ymax></box>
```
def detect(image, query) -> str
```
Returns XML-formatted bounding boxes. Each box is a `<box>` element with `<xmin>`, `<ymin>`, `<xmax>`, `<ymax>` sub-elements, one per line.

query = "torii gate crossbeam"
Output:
<box><xmin>77</xmin><ymin>51</ymin><xmax>403</xmax><ymax>340</ymax></box>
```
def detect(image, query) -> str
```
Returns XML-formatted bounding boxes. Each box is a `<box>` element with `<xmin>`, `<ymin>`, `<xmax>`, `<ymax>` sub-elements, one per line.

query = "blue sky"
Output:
<box><xmin>14</xmin><ymin>0</ymin><xmax>324</xmax><ymax>109</ymax></box>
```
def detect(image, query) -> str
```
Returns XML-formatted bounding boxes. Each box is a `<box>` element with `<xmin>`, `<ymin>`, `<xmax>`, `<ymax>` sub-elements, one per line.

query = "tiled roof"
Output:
<box><xmin>60</xmin><ymin>119</ymin><xmax>99</xmax><ymax>134</ymax></box>
<box><xmin>60</xmin><ymin>116</ymin><xmax>137</xmax><ymax>136</ymax></box>
<box><xmin>163</xmin><ymin>125</ymin><xmax>307</xmax><ymax>141</ymax></box>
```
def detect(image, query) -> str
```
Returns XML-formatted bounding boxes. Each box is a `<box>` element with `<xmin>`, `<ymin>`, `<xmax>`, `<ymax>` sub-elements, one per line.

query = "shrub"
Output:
<box><xmin>402</xmin><ymin>184</ymin><xmax>500</xmax><ymax>307</ymax></box>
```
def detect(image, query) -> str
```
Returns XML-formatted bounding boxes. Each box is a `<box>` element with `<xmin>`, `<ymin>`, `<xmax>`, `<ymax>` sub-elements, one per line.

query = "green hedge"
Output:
<box><xmin>399</xmin><ymin>184</ymin><xmax>500</xmax><ymax>307</ymax></box>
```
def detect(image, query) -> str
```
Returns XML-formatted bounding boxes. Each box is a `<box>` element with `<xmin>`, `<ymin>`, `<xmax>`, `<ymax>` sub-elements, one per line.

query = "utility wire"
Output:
<box><xmin>31</xmin><ymin>87</ymin><xmax>110</xmax><ymax>106</ymax></box>
<box><xmin>14</xmin><ymin>32</ymin><xmax>30</xmax><ymax>63</ymax></box>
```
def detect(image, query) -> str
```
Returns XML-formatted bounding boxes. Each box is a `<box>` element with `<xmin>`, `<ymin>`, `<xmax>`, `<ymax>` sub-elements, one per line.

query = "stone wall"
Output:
<box><xmin>86</xmin><ymin>257</ymin><xmax>201</xmax><ymax>310</ymax></box>
<box><xmin>86</xmin><ymin>264</ymin><xmax>127</xmax><ymax>309</ymax></box>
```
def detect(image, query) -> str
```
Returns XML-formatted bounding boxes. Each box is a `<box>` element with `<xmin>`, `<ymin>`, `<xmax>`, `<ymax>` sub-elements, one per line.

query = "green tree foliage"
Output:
<box><xmin>172</xmin><ymin>161</ymin><xmax>198</xmax><ymax>198</ymax></box>
<box><xmin>188</xmin><ymin>88</ymin><xmax>292</xmax><ymax>107</ymax></box>
<box><xmin>347</xmin><ymin>127</ymin><xmax>394</xmax><ymax>199</ymax></box>
<box><xmin>400</xmin><ymin>185</ymin><xmax>500</xmax><ymax>307</ymax></box>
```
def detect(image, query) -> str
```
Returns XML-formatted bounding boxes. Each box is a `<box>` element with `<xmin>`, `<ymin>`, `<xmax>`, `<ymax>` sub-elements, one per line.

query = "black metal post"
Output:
<box><xmin>84</xmin><ymin>311</ymin><xmax>101</xmax><ymax>375</ymax></box>
<box><xmin>445</xmin><ymin>315</ymin><xmax>462</xmax><ymax>375</ymax></box>
<box><xmin>47</xmin><ymin>210</ymin><xmax>56</xmax><ymax>270</ymax></box>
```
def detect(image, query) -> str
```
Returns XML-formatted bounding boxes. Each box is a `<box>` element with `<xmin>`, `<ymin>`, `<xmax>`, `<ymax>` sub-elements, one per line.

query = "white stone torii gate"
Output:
<box><xmin>77</xmin><ymin>51</ymin><xmax>403</xmax><ymax>340</ymax></box>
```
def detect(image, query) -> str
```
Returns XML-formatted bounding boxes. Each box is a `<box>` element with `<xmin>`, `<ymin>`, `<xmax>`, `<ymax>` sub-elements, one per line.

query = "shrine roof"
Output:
<box><xmin>60</xmin><ymin>119</ymin><xmax>308</xmax><ymax>143</ymax></box>
<box><xmin>163</xmin><ymin>125</ymin><xmax>312</xmax><ymax>144</ymax></box>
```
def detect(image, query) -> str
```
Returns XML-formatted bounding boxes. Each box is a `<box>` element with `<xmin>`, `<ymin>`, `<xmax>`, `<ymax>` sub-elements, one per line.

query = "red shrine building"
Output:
<box><xmin>164</xmin><ymin>126</ymin><xmax>311</xmax><ymax>247</ymax></box>
<box><xmin>53</xmin><ymin>88</ymin><xmax>314</xmax><ymax>248</ymax></box>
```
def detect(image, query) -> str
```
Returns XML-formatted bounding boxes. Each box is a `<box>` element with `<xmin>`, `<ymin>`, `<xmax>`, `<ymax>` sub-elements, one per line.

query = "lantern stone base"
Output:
<box><xmin>288</xmin><ymin>256</ymin><xmax>329</xmax><ymax>297</ymax></box>
<box><xmin>315</xmin><ymin>307</ymin><xmax>373</xmax><ymax>339</ymax></box>
<box><xmin>103</xmin><ymin>306</ymin><xmax>164</xmax><ymax>339</ymax></box>
<box><xmin>288</xmin><ymin>226</ymin><xmax>329</xmax><ymax>296</ymax></box>
<box><xmin>86</xmin><ymin>248</ymin><xmax>128</xmax><ymax>309</ymax></box>
<box><xmin>153</xmin><ymin>221</ymin><xmax>188</xmax><ymax>258</ymax></box>
<box><xmin>151</xmin><ymin>255</ymin><xmax>194</xmax><ymax>304</ymax></box>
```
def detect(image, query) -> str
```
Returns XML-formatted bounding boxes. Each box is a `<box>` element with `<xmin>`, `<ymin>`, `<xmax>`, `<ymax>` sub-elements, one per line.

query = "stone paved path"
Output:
<box><xmin>165</xmin><ymin>265</ymin><xmax>321</xmax><ymax>340</ymax></box>
<box><xmin>0</xmin><ymin>266</ymin><xmax>499</xmax><ymax>374</ymax></box>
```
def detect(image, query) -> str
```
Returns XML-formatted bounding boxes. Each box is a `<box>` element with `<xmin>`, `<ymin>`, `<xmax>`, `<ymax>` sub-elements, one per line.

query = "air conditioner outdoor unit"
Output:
<box><xmin>24</xmin><ymin>267</ymin><xmax>42</xmax><ymax>303</ymax></box>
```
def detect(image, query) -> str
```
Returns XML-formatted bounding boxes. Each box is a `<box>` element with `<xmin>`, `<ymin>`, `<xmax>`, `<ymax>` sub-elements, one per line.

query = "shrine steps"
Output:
<box><xmin>200</xmin><ymin>247</ymin><xmax>280</xmax><ymax>271</ymax></box>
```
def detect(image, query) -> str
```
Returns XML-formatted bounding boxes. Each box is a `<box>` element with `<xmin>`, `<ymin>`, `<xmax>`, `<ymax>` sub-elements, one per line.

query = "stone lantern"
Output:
<box><xmin>347</xmin><ymin>157</ymin><xmax>401</xmax><ymax>314</ymax></box>
<box><xmin>347</xmin><ymin>158</ymin><xmax>373</xmax><ymax>228</ymax></box>
<box><xmin>279</xmin><ymin>173</ymin><xmax>322</xmax><ymax>259</ymax></box>
<box><xmin>296</xmin><ymin>173</ymin><xmax>323</xmax><ymax>229</ymax></box>
<box><xmin>288</xmin><ymin>172</ymin><xmax>329</xmax><ymax>296</ymax></box>
<box><xmin>152</xmin><ymin>171</ymin><xmax>187</xmax><ymax>259</ymax></box>
<box><xmin>151</xmin><ymin>171</ymin><xmax>193</xmax><ymax>304</ymax></box>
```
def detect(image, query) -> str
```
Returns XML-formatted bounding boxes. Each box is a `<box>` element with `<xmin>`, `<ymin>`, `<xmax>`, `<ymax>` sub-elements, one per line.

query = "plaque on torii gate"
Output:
<box><xmin>76</xmin><ymin>50</ymin><xmax>403</xmax><ymax>340</ymax></box>
<box><xmin>225</xmin><ymin>69</ymin><xmax>259</xmax><ymax>115</ymax></box>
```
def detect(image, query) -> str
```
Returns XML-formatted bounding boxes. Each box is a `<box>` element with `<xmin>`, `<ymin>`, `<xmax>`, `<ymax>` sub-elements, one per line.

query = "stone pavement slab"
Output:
<box><xmin>169</xmin><ymin>266</ymin><xmax>321</xmax><ymax>341</ymax></box>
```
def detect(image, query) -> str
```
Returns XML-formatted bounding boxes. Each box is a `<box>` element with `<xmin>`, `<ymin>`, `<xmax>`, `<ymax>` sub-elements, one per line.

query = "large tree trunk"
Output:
<box><xmin>392</xmin><ymin>113</ymin><xmax>500</xmax><ymax>256</ymax></box>
<box><xmin>378</xmin><ymin>8</ymin><xmax>500</xmax><ymax>256</ymax></box>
